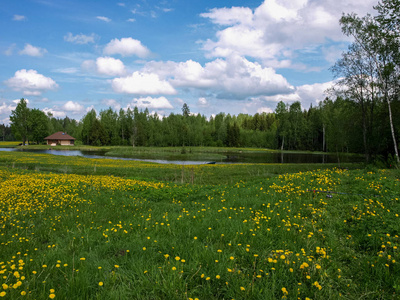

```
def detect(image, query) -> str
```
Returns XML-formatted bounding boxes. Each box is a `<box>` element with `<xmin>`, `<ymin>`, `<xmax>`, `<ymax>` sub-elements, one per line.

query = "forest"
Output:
<box><xmin>3</xmin><ymin>0</ymin><xmax>400</xmax><ymax>164</ymax></box>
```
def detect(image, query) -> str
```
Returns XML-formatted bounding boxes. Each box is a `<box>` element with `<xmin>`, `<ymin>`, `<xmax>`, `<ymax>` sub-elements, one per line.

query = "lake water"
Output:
<box><xmin>0</xmin><ymin>148</ymin><xmax>364</xmax><ymax>165</ymax></box>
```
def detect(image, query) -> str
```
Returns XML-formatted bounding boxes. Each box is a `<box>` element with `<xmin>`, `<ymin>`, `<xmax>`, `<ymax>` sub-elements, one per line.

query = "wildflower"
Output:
<box><xmin>80</xmin><ymin>258</ymin><xmax>85</xmax><ymax>261</ymax></box>
<box><xmin>49</xmin><ymin>294</ymin><xmax>55</xmax><ymax>299</ymax></box>
<box><xmin>282</xmin><ymin>287</ymin><xmax>288</xmax><ymax>295</ymax></box>
<box><xmin>172</xmin><ymin>267</ymin><xmax>176</xmax><ymax>271</ymax></box>
<box><xmin>143</xmin><ymin>247</ymin><xmax>146</xmax><ymax>251</ymax></box>
<box><xmin>216</xmin><ymin>275</ymin><xmax>220</xmax><ymax>279</ymax></box>
<box><xmin>240</xmin><ymin>287</ymin><xmax>245</xmax><ymax>291</ymax></box>
<box><xmin>99</xmin><ymin>282</ymin><xmax>103</xmax><ymax>286</ymax></box>
<box><xmin>175</xmin><ymin>256</ymin><xmax>180</xmax><ymax>261</ymax></box>
<box><xmin>0</xmin><ymin>292</ymin><xmax>6</xmax><ymax>297</ymax></box>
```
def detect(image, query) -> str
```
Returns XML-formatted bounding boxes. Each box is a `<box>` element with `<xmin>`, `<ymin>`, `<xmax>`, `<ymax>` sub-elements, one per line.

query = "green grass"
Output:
<box><xmin>0</xmin><ymin>152</ymin><xmax>399</xmax><ymax>299</ymax></box>
<box><xmin>0</xmin><ymin>141</ymin><xmax>21</xmax><ymax>147</ymax></box>
<box><xmin>0</xmin><ymin>151</ymin><xmax>362</xmax><ymax>185</ymax></box>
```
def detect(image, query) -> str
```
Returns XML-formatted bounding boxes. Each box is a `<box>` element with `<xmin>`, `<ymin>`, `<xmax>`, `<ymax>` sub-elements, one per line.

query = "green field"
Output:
<box><xmin>0</xmin><ymin>151</ymin><xmax>399</xmax><ymax>299</ymax></box>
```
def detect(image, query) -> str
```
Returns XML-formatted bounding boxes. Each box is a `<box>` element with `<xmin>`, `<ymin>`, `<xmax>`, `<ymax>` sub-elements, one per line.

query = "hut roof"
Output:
<box><xmin>44</xmin><ymin>132</ymin><xmax>76</xmax><ymax>140</ymax></box>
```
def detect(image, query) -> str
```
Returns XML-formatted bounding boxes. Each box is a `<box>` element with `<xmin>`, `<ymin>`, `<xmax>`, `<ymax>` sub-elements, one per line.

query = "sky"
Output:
<box><xmin>0</xmin><ymin>0</ymin><xmax>379</xmax><ymax>124</ymax></box>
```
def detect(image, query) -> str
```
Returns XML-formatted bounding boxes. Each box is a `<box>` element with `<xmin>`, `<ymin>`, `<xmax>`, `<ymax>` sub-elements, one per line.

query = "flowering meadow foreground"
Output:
<box><xmin>0</xmin><ymin>152</ymin><xmax>399</xmax><ymax>299</ymax></box>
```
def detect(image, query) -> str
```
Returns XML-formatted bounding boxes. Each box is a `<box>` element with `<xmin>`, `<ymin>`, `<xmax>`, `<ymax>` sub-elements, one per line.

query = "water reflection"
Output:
<box><xmin>0</xmin><ymin>148</ymin><xmax>363</xmax><ymax>165</ymax></box>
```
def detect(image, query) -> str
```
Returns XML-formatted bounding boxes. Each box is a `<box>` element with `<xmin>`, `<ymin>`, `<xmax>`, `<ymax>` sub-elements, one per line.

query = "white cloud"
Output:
<box><xmin>144</xmin><ymin>55</ymin><xmax>294</xmax><ymax>99</ymax></box>
<box><xmin>260</xmin><ymin>80</ymin><xmax>335</xmax><ymax>108</ymax></box>
<box><xmin>81</xmin><ymin>57</ymin><xmax>127</xmax><ymax>76</ymax></box>
<box><xmin>42</xmin><ymin>107</ymin><xmax>66</xmax><ymax>118</ymax></box>
<box><xmin>86</xmin><ymin>105</ymin><xmax>96</xmax><ymax>113</ymax></box>
<box><xmin>200</xmin><ymin>7</ymin><xmax>253</xmax><ymax>26</ymax></box>
<box><xmin>128</xmin><ymin>96</ymin><xmax>173</xmax><ymax>109</ymax></box>
<box><xmin>103</xmin><ymin>99</ymin><xmax>121</xmax><ymax>111</ymax></box>
<box><xmin>62</xmin><ymin>101</ymin><xmax>84</xmax><ymax>112</ymax></box>
<box><xmin>112</xmin><ymin>72</ymin><xmax>176</xmax><ymax>95</ymax></box>
<box><xmin>97</xmin><ymin>16</ymin><xmax>111</xmax><ymax>22</ymax></box>
<box><xmin>257</xmin><ymin>107</ymin><xmax>274</xmax><ymax>114</ymax></box>
<box><xmin>103</xmin><ymin>37</ymin><xmax>150</xmax><ymax>58</ymax></box>
<box><xmin>5</xmin><ymin>69</ymin><xmax>58</xmax><ymax>96</ymax></box>
<box><xmin>127</xmin><ymin>18</ymin><xmax>136</xmax><ymax>22</ymax></box>
<box><xmin>96</xmin><ymin>57</ymin><xmax>126</xmax><ymax>76</ymax></box>
<box><xmin>13</xmin><ymin>98</ymin><xmax>29</xmax><ymax>104</ymax></box>
<box><xmin>13</xmin><ymin>15</ymin><xmax>26</xmax><ymax>21</ymax></box>
<box><xmin>64</xmin><ymin>32</ymin><xmax>96</xmax><ymax>44</ymax></box>
<box><xmin>0</xmin><ymin>102</ymin><xmax>17</xmax><ymax>115</ymax></box>
<box><xmin>201</xmin><ymin>0</ymin><xmax>377</xmax><ymax>66</ymax></box>
<box><xmin>198</xmin><ymin>97</ymin><xmax>208</xmax><ymax>107</ymax></box>
<box><xmin>19</xmin><ymin>44</ymin><xmax>47</xmax><ymax>57</ymax></box>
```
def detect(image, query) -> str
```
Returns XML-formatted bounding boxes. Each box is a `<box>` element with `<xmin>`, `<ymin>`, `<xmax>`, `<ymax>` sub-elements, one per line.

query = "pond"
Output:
<box><xmin>0</xmin><ymin>147</ymin><xmax>364</xmax><ymax>165</ymax></box>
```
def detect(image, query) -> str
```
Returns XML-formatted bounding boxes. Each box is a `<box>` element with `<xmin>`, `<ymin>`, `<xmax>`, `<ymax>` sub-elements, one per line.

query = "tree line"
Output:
<box><xmin>6</xmin><ymin>96</ymin><xmax>399</xmax><ymax>161</ymax></box>
<box><xmin>4</xmin><ymin>0</ymin><xmax>400</xmax><ymax>163</ymax></box>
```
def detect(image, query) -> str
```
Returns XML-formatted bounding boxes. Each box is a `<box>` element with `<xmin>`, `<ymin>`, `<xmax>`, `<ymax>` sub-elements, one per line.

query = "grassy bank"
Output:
<box><xmin>5</xmin><ymin>143</ymin><xmax>364</xmax><ymax>162</ymax></box>
<box><xmin>0</xmin><ymin>152</ymin><xmax>398</xmax><ymax>299</ymax></box>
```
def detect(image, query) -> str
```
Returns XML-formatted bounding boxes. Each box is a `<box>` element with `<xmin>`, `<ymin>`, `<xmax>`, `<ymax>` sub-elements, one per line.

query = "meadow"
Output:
<box><xmin>0</xmin><ymin>151</ymin><xmax>399</xmax><ymax>299</ymax></box>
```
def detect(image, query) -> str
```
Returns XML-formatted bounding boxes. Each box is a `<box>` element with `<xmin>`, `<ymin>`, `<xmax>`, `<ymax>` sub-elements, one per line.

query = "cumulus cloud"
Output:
<box><xmin>260</xmin><ymin>80</ymin><xmax>335</xmax><ymax>108</ymax></box>
<box><xmin>81</xmin><ymin>57</ymin><xmax>127</xmax><ymax>76</ymax></box>
<box><xmin>201</xmin><ymin>7</ymin><xmax>253</xmax><ymax>26</ymax></box>
<box><xmin>13</xmin><ymin>98</ymin><xmax>30</xmax><ymax>104</ymax></box>
<box><xmin>112</xmin><ymin>72</ymin><xmax>176</xmax><ymax>95</ymax></box>
<box><xmin>103</xmin><ymin>99</ymin><xmax>121</xmax><ymax>111</ymax></box>
<box><xmin>0</xmin><ymin>102</ymin><xmax>17</xmax><ymax>115</ymax></box>
<box><xmin>97</xmin><ymin>16</ymin><xmax>111</xmax><ymax>22</ymax></box>
<box><xmin>62</xmin><ymin>101</ymin><xmax>84</xmax><ymax>112</ymax></box>
<box><xmin>103</xmin><ymin>37</ymin><xmax>150</xmax><ymax>58</ymax></box>
<box><xmin>201</xmin><ymin>0</ymin><xmax>377</xmax><ymax>66</ymax></box>
<box><xmin>128</xmin><ymin>96</ymin><xmax>173</xmax><ymax>109</ymax></box>
<box><xmin>5</xmin><ymin>69</ymin><xmax>58</xmax><ymax>96</ymax></box>
<box><xmin>257</xmin><ymin>107</ymin><xmax>274</xmax><ymax>114</ymax></box>
<box><xmin>42</xmin><ymin>107</ymin><xmax>66</xmax><ymax>118</ymax></box>
<box><xmin>64</xmin><ymin>32</ymin><xmax>96</xmax><ymax>44</ymax></box>
<box><xmin>96</xmin><ymin>57</ymin><xmax>126</xmax><ymax>76</ymax></box>
<box><xmin>13</xmin><ymin>15</ymin><xmax>26</xmax><ymax>21</ymax></box>
<box><xmin>144</xmin><ymin>55</ymin><xmax>294</xmax><ymax>99</ymax></box>
<box><xmin>19</xmin><ymin>44</ymin><xmax>47</xmax><ymax>57</ymax></box>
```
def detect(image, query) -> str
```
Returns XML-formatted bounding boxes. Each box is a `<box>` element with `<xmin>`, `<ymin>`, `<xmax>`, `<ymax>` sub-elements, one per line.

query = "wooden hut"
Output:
<box><xmin>44</xmin><ymin>132</ymin><xmax>76</xmax><ymax>146</ymax></box>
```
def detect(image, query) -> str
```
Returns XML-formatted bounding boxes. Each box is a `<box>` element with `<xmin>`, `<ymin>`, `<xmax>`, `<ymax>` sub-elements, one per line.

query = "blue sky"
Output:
<box><xmin>0</xmin><ymin>0</ymin><xmax>378</xmax><ymax>124</ymax></box>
